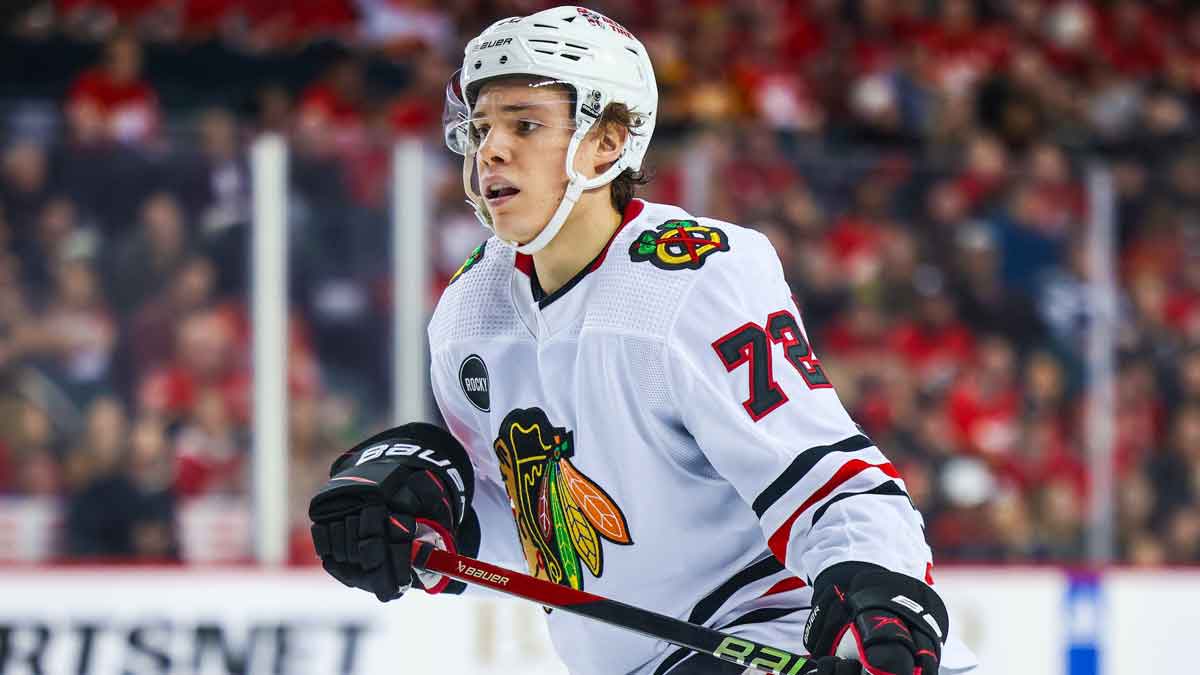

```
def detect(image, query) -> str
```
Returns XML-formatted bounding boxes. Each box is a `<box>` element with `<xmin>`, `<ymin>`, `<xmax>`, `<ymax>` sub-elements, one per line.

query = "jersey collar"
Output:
<box><xmin>515</xmin><ymin>198</ymin><xmax>646</xmax><ymax>310</ymax></box>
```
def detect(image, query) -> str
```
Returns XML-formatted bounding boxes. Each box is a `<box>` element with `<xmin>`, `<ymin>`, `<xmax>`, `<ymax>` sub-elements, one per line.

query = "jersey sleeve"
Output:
<box><xmin>430</xmin><ymin>349</ymin><xmax>527</xmax><ymax>580</ymax></box>
<box><xmin>664</xmin><ymin>224</ymin><xmax>933</xmax><ymax>583</ymax></box>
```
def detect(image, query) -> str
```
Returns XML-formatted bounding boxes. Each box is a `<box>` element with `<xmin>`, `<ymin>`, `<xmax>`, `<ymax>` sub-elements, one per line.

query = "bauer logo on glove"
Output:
<box><xmin>309</xmin><ymin>423</ymin><xmax>481</xmax><ymax>602</ymax></box>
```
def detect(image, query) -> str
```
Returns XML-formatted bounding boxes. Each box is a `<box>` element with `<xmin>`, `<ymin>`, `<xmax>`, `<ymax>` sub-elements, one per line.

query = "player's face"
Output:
<box><xmin>472</xmin><ymin>79</ymin><xmax>576</xmax><ymax>245</ymax></box>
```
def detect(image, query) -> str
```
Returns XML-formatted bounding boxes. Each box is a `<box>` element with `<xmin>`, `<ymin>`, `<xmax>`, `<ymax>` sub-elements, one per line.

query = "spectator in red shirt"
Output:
<box><xmin>204</xmin><ymin>299</ymin><xmax>320</xmax><ymax>402</ymax></box>
<box><xmin>946</xmin><ymin>334</ymin><xmax>1022</xmax><ymax>457</ymax></box>
<box><xmin>138</xmin><ymin>303</ymin><xmax>318</xmax><ymax>425</ymax></box>
<box><xmin>0</xmin><ymin>436</ymin><xmax>13</xmax><ymax>493</ymax></box>
<box><xmin>1095</xmin><ymin>0</ymin><xmax>1167</xmax><ymax>78</ymax></box>
<box><xmin>1111</xmin><ymin>358</ymin><xmax>1167</xmax><ymax>476</ymax></box>
<box><xmin>955</xmin><ymin>132</ymin><xmax>1010</xmax><ymax>210</ymax></box>
<box><xmin>888</xmin><ymin>269</ymin><xmax>977</xmax><ymax>391</ymax></box>
<box><xmin>295</xmin><ymin>54</ymin><xmax>368</xmax><ymax>157</ymax></box>
<box><xmin>729</xmin><ymin>7</ymin><xmax>826</xmax><ymax>134</ymax></box>
<box><xmin>1160</xmin><ymin>245</ymin><xmax>1200</xmax><ymax>343</ymax></box>
<box><xmin>823</xmin><ymin>296</ymin><xmax>891</xmax><ymax>360</ymax></box>
<box><xmin>1040</xmin><ymin>1</ymin><xmax>1102</xmax><ymax>77</ymax></box>
<box><xmin>919</xmin><ymin>0</ymin><xmax>1009</xmax><ymax>96</ymax></box>
<box><xmin>139</xmin><ymin>308</ymin><xmax>251</xmax><ymax>425</ymax></box>
<box><xmin>718</xmin><ymin>127</ymin><xmax>802</xmax><ymax>216</ymax></box>
<box><xmin>173</xmin><ymin>387</ymin><xmax>245</xmax><ymax>496</ymax></box>
<box><xmin>1026</xmin><ymin>142</ymin><xmax>1084</xmax><ymax>225</ymax></box>
<box><xmin>291</xmin><ymin>0</ymin><xmax>358</xmax><ymax>44</ymax></box>
<box><xmin>826</xmin><ymin>175</ymin><xmax>899</xmax><ymax>285</ymax></box>
<box><xmin>820</xmin><ymin>296</ymin><xmax>899</xmax><ymax>414</ymax></box>
<box><xmin>387</xmin><ymin>51</ymin><xmax>451</xmax><ymax>137</ymax></box>
<box><xmin>850</xmin><ymin>0</ymin><xmax>907</xmax><ymax>77</ymax></box>
<box><xmin>178</xmin><ymin>0</ymin><xmax>240</xmax><ymax>41</ymax></box>
<box><xmin>180</xmin><ymin>0</ymin><xmax>356</xmax><ymax>46</ymax></box>
<box><xmin>129</xmin><ymin>255</ymin><xmax>217</xmax><ymax>379</ymax></box>
<box><xmin>996</xmin><ymin>412</ymin><xmax>1086</xmax><ymax>502</ymax></box>
<box><xmin>65</xmin><ymin>32</ymin><xmax>161</xmax><ymax>146</ymax></box>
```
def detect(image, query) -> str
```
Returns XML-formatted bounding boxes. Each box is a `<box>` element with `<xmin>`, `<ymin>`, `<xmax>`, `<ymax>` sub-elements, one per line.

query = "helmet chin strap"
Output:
<box><xmin>512</xmin><ymin>178</ymin><xmax>584</xmax><ymax>254</ymax></box>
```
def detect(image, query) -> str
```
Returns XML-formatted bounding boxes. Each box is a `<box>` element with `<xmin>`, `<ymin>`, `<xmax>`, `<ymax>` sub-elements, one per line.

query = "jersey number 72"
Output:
<box><xmin>712</xmin><ymin>309</ymin><xmax>831</xmax><ymax>421</ymax></box>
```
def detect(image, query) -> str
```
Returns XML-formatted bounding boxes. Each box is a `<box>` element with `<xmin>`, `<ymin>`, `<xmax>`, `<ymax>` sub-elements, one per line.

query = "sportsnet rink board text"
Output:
<box><xmin>0</xmin><ymin>569</ymin><xmax>566</xmax><ymax>675</ymax></box>
<box><xmin>1</xmin><ymin>568</ymin><xmax>1197</xmax><ymax>674</ymax></box>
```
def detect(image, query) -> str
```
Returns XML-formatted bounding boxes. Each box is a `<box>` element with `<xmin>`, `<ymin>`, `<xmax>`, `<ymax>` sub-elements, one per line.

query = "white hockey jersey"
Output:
<box><xmin>428</xmin><ymin>199</ymin><xmax>977</xmax><ymax>675</ymax></box>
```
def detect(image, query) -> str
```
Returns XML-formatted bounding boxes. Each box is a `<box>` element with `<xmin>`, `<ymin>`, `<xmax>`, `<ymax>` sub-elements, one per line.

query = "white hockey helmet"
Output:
<box><xmin>443</xmin><ymin>5</ymin><xmax>658</xmax><ymax>254</ymax></box>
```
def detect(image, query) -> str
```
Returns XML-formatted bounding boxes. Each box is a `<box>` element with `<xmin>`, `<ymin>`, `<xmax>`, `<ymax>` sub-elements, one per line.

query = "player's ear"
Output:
<box><xmin>587</xmin><ymin>120</ymin><xmax>628</xmax><ymax>177</ymax></box>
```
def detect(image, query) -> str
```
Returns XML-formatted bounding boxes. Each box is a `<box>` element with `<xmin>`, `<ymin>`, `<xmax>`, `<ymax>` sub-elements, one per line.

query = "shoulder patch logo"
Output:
<box><xmin>458</xmin><ymin>354</ymin><xmax>490</xmax><ymax>412</ymax></box>
<box><xmin>493</xmin><ymin>408</ymin><xmax>632</xmax><ymax>595</ymax></box>
<box><xmin>629</xmin><ymin>220</ymin><xmax>730</xmax><ymax>270</ymax></box>
<box><xmin>448</xmin><ymin>241</ymin><xmax>486</xmax><ymax>285</ymax></box>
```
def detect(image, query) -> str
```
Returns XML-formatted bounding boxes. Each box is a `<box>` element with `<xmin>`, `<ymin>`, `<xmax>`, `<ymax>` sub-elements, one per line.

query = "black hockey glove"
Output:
<box><xmin>309</xmin><ymin>422</ymin><xmax>480</xmax><ymax>601</ymax></box>
<box><xmin>804</xmin><ymin>563</ymin><xmax>948</xmax><ymax>675</ymax></box>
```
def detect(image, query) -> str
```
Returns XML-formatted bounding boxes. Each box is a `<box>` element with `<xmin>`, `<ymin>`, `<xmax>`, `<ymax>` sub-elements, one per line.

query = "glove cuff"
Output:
<box><xmin>813</xmin><ymin>561</ymin><xmax>889</xmax><ymax>595</ymax></box>
<box><xmin>411</xmin><ymin>517</ymin><xmax>457</xmax><ymax>595</ymax></box>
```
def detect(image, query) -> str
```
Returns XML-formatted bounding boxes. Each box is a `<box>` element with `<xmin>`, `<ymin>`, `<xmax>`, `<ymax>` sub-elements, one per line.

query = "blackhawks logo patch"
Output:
<box><xmin>448</xmin><ymin>241</ymin><xmax>486</xmax><ymax>285</ymax></box>
<box><xmin>494</xmin><ymin>408</ymin><xmax>632</xmax><ymax>594</ymax></box>
<box><xmin>629</xmin><ymin>220</ymin><xmax>730</xmax><ymax>270</ymax></box>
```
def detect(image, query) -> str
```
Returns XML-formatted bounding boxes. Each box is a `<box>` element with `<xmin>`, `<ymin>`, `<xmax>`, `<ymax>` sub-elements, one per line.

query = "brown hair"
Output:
<box><xmin>595</xmin><ymin>102</ymin><xmax>652</xmax><ymax>213</ymax></box>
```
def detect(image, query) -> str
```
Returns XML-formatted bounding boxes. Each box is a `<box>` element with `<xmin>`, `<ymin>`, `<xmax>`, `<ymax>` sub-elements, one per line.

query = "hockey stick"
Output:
<box><xmin>412</xmin><ymin>541</ymin><xmax>813</xmax><ymax>675</ymax></box>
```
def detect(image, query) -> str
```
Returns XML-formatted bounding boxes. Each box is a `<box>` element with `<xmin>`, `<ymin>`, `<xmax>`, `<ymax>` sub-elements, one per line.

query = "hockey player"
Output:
<box><xmin>309</xmin><ymin>6</ymin><xmax>978</xmax><ymax>675</ymax></box>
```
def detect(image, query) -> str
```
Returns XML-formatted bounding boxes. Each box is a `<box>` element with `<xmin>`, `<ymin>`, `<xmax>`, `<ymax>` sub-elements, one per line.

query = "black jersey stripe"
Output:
<box><xmin>654</xmin><ymin>646</ymin><xmax>692</xmax><ymax>675</ymax></box>
<box><xmin>716</xmin><ymin>605</ymin><xmax>811</xmax><ymax>631</ymax></box>
<box><xmin>657</xmin><ymin>605</ymin><xmax>810</xmax><ymax>672</ymax></box>
<box><xmin>688</xmin><ymin>555</ymin><xmax>784</xmax><ymax>626</ymax></box>
<box><xmin>808</xmin><ymin>480</ymin><xmax>911</xmax><ymax>528</ymax></box>
<box><xmin>752</xmin><ymin>434</ymin><xmax>875</xmax><ymax>518</ymax></box>
<box><xmin>652</xmin><ymin>555</ymin><xmax>789</xmax><ymax>675</ymax></box>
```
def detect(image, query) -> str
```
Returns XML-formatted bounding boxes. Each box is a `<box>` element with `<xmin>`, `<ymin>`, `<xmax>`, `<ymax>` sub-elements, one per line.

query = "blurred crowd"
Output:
<box><xmin>2</xmin><ymin>0</ymin><xmax>1199</xmax><ymax>566</ymax></box>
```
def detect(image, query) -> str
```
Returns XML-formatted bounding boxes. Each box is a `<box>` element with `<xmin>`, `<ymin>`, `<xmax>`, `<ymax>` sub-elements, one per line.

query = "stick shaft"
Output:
<box><xmin>411</xmin><ymin>542</ymin><xmax>812</xmax><ymax>675</ymax></box>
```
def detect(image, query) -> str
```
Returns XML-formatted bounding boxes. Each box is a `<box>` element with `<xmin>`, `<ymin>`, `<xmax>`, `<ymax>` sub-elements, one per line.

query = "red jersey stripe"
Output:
<box><xmin>767</xmin><ymin>460</ymin><xmax>901</xmax><ymax>563</ymax></box>
<box><xmin>761</xmin><ymin>576</ymin><xmax>807</xmax><ymax>598</ymax></box>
